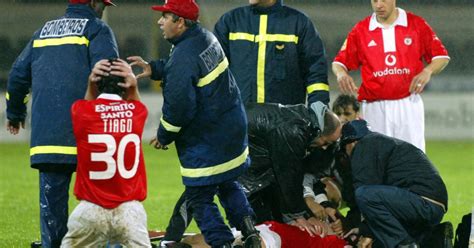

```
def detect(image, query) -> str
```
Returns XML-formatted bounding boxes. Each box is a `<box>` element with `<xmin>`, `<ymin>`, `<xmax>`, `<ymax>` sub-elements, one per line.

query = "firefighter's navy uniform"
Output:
<box><xmin>6</xmin><ymin>4</ymin><xmax>119</xmax><ymax>246</ymax></box>
<box><xmin>214</xmin><ymin>0</ymin><xmax>329</xmax><ymax>105</ymax></box>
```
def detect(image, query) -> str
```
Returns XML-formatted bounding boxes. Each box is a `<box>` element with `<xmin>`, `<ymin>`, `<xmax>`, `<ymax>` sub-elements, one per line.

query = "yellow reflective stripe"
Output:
<box><xmin>306</xmin><ymin>83</ymin><xmax>330</xmax><ymax>94</ymax></box>
<box><xmin>160</xmin><ymin>116</ymin><xmax>181</xmax><ymax>133</ymax></box>
<box><xmin>255</xmin><ymin>34</ymin><xmax>299</xmax><ymax>44</ymax></box>
<box><xmin>181</xmin><ymin>147</ymin><xmax>249</xmax><ymax>178</ymax></box>
<box><xmin>229</xmin><ymin>32</ymin><xmax>255</xmax><ymax>42</ymax></box>
<box><xmin>30</xmin><ymin>146</ymin><xmax>77</xmax><ymax>156</ymax></box>
<box><xmin>6</xmin><ymin>92</ymin><xmax>30</xmax><ymax>103</ymax></box>
<box><xmin>257</xmin><ymin>15</ymin><xmax>268</xmax><ymax>103</ymax></box>
<box><xmin>230</xmin><ymin>33</ymin><xmax>298</xmax><ymax>44</ymax></box>
<box><xmin>23</xmin><ymin>94</ymin><xmax>30</xmax><ymax>104</ymax></box>
<box><xmin>197</xmin><ymin>58</ymin><xmax>229</xmax><ymax>87</ymax></box>
<box><xmin>33</xmin><ymin>36</ymin><xmax>89</xmax><ymax>48</ymax></box>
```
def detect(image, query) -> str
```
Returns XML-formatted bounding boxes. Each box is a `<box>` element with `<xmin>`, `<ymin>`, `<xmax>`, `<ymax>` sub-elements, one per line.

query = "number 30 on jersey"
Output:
<box><xmin>88</xmin><ymin>134</ymin><xmax>141</xmax><ymax>180</ymax></box>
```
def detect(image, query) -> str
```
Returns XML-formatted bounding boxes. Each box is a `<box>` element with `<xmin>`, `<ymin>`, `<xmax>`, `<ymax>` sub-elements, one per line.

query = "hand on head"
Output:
<box><xmin>90</xmin><ymin>59</ymin><xmax>137</xmax><ymax>88</ymax></box>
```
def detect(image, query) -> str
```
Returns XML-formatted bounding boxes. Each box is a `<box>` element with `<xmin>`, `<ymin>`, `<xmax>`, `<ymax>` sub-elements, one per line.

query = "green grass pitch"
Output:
<box><xmin>0</xmin><ymin>141</ymin><xmax>473</xmax><ymax>247</ymax></box>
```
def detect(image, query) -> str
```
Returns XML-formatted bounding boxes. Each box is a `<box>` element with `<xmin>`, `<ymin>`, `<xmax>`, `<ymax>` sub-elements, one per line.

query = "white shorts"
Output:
<box><xmin>61</xmin><ymin>200</ymin><xmax>151</xmax><ymax>247</ymax></box>
<box><xmin>232</xmin><ymin>224</ymin><xmax>281</xmax><ymax>248</ymax></box>
<box><xmin>361</xmin><ymin>94</ymin><xmax>425</xmax><ymax>152</ymax></box>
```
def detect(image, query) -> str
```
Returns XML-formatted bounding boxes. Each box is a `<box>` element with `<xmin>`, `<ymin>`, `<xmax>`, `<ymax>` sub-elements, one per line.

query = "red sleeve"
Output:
<box><xmin>333</xmin><ymin>24</ymin><xmax>361</xmax><ymax>71</ymax></box>
<box><xmin>417</xmin><ymin>16</ymin><xmax>449</xmax><ymax>64</ymax></box>
<box><xmin>71</xmin><ymin>100</ymin><xmax>86</xmax><ymax>123</ymax></box>
<box><xmin>71</xmin><ymin>100</ymin><xmax>88</xmax><ymax>138</ymax></box>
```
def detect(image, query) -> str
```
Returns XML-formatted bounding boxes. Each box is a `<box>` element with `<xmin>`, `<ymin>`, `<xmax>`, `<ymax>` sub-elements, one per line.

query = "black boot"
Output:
<box><xmin>441</xmin><ymin>221</ymin><xmax>454</xmax><ymax>248</ymax></box>
<box><xmin>240</xmin><ymin>216</ymin><xmax>262</xmax><ymax>248</ymax></box>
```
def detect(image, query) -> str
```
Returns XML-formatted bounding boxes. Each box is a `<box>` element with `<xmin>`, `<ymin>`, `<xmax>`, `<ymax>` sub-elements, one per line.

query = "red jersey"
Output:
<box><xmin>333</xmin><ymin>9</ymin><xmax>449</xmax><ymax>102</ymax></box>
<box><xmin>71</xmin><ymin>94</ymin><xmax>148</xmax><ymax>209</ymax></box>
<box><xmin>263</xmin><ymin>221</ymin><xmax>346</xmax><ymax>248</ymax></box>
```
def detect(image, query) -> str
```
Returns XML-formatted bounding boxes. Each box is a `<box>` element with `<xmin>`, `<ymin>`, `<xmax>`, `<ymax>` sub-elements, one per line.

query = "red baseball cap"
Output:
<box><xmin>151</xmin><ymin>0</ymin><xmax>199</xmax><ymax>21</ymax></box>
<box><xmin>69</xmin><ymin>0</ymin><xmax>116</xmax><ymax>7</ymax></box>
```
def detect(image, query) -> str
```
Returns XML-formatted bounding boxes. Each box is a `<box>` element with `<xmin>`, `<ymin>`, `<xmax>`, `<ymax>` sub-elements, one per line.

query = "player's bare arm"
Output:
<box><xmin>305</xmin><ymin>196</ymin><xmax>327</xmax><ymax>220</ymax></box>
<box><xmin>128</xmin><ymin>56</ymin><xmax>152</xmax><ymax>79</ymax></box>
<box><xmin>332</xmin><ymin>63</ymin><xmax>358</xmax><ymax>94</ymax></box>
<box><xmin>409</xmin><ymin>58</ymin><xmax>450</xmax><ymax>94</ymax></box>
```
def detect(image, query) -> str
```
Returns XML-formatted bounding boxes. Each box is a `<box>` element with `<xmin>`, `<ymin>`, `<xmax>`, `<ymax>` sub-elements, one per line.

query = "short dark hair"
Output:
<box><xmin>332</xmin><ymin>94</ymin><xmax>359</xmax><ymax>112</ymax></box>
<box><xmin>97</xmin><ymin>59</ymin><xmax>125</xmax><ymax>96</ymax></box>
<box><xmin>170</xmin><ymin>13</ymin><xmax>198</xmax><ymax>28</ymax></box>
<box><xmin>322</xmin><ymin>111</ymin><xmax>341</xmax><ymax>136</ymax></box>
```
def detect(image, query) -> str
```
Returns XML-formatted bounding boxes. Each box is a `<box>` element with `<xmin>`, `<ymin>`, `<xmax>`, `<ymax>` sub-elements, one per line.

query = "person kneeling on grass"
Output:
<box><xmin>339</xmin><ymin>120</ymin><xmax>448</xmax><ymax>248</ymax></box>
<box><xmin>61</xmin><ymin>59</ymin><xmax>151</xmax><ymax>247</ymax></box>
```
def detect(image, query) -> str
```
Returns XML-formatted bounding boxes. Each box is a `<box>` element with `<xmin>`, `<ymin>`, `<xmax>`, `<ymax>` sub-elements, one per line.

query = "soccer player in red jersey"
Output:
<box><xmin>332</xmin><ymin>0</ymin><xmax>449</xmax><ymax>152</ymax></box>
<box><xmin>61</xmin><ymin>59</ymin><xmax>151</xmax><ymax>247</ymax></box>
<box><xmin>180</xmin><ymin>220</ymin><xmax>347</xmax><ymax>248</ymax></box>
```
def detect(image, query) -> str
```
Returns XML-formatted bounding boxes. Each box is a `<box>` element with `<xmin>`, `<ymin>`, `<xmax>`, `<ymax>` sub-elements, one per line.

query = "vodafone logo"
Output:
<box><xmin>385</xmin><ymin>54</ymin><xmax>396</xmax><ymax>66</ymax></box>
<box><xmin>374</xmin><ymin>54</ymin><xmax>410</xmax><ymax>78</ymax></box>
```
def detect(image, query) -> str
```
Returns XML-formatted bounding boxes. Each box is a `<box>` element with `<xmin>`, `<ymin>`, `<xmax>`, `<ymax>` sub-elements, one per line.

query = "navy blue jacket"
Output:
<box><xmin>214</xmin><ymin>0</ymin><xmax>329</xmax><ymax>105</ymax></box>
<box><xmin>150</xmin><ymin>25</ymin><xmax>249</xmax><ymax>187</ymax></box>
<box><xmin>6</xmin><ymin>4</ymin><xmax>119</xmax><ymax>169</ymax></box>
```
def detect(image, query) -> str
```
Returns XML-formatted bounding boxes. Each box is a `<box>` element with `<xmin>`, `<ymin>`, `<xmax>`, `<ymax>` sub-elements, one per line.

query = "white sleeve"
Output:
<box><xmin>256</xmin><ymin>224</ymin><xmax>281</xmax><ymax>248</ymax></box>
<box><xmin>303</xmin><ymin>173</ymin><xmax>317</xmax><ymax>199</ymax></box>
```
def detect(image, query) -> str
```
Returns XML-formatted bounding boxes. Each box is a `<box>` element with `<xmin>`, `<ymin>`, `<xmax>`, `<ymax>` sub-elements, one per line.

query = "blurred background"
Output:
<box><xmin>0</xmin><ymin>1</ymin><xmax>472</xmax><ymax>245</ymax></box>
<box><xmin>0</xmin><ymin>0</ymin><xmax>473</xmax><ymax>141</ymax></box>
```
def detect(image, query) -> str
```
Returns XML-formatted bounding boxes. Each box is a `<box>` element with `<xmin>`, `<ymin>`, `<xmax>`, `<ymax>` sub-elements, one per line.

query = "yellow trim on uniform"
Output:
<box><xmin>256</xmin><ymin>34</ymin><xmax>299</xmax><ymax>44</ymax></box>
<box><xmin>228</xmin><ymin>18</ymin><xmax>301</xmax><ymax>103</ymax></box>
<box><xmin>307</xmin><ymin>83</ymin><xmax>330</xmax><ymax>94</ymax></box>
<box><xmin>197</xmin><ymin>58</ymin><xmax>229</xmax><ymax>87</ymax></box>
<box><xmin>5</xmin><ymin>92</ymin><xmax>30</xmax><ymax>103</ymax></box>
<box><xmin>229</xmin><ymin>32</ymin><xmax>255</xmax><ymax>42</ymax></box>
<box><xmin>23</xmin><ymin>94</ymin><xmax>30</xmax><ymax>104</ymax></box>
<box><xmin>30</xmin><ymin>146</ymin><xmax>77</xmax><ymax>156</ymax></box>
<box><xmin>257</xmin><ymin>15</ymin><xmax>268</xmax><ymax>103</ymax></box>
<box><xmin>181</xmin><ymin>147</ymin><xmax>249</xmax><ymax>178</ymax></box>
<box><xmin>33</xmin><ymin>36</ymin><xmax>90</xmax><ymax>48</ymax></box>
<box><xmin>160</xmin><ymin>116</ymin><xmax>181</xmax><ymax>133</ymax></box>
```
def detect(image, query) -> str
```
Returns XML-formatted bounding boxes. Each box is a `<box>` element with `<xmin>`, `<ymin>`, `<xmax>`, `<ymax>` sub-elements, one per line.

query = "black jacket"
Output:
<box><xmin>239</xmin><ymin>103</ymin><xmax>320</xmax><ymax>219</ymax></box>
<box><xmin>351</xmin><ymin>132</ymin><xmax>448</xmax><ymax>209</ymax></box>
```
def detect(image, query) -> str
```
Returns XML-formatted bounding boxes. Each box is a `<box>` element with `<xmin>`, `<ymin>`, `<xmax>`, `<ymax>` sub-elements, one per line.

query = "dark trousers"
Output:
<box><xmin>355</xmin><ymin>185</ymin><xmax>445</xmax><ymax>248</ymax></box>
<box><xmin>163</xmin><ymin>193</ymin><xmax>193</xmax><ymax>242</ymax></box>
<box><xmin>246</xmin><ymin>185</ymin><xmax>283</xmax><ymax>224</ymax></box>
<box><xmin>185</xmin><ymin>180</ymin><xmax>254</xmax><ymax>247</ymax></box>
<box><xmin>163</xmin><ymin>184</ymin><xmax>281</xmax><ymax>242</ymax></box>
<box><xmin>39</xmin><ymin>171</ymin><xmax>73</xmax><ymax>248</ymax></box>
